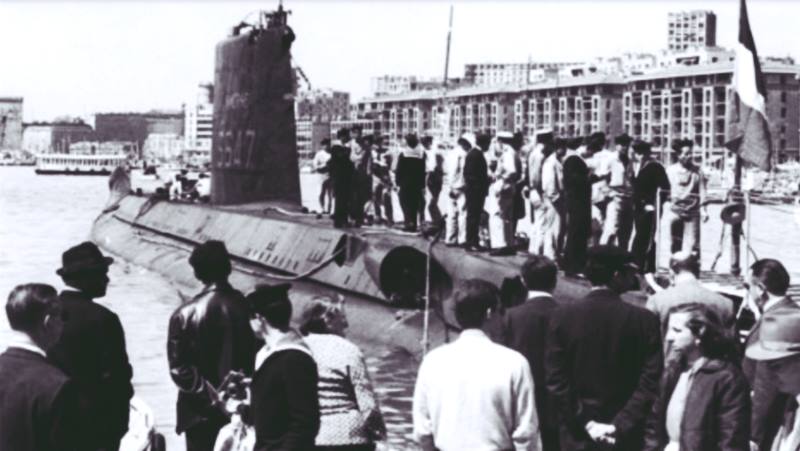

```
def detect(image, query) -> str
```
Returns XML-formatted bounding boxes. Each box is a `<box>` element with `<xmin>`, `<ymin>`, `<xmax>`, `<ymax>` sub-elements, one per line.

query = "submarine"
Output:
<box><xmin>91</xmin><ymin>4</ymin><xmax>607</xmax><ymax>355</ymax></box>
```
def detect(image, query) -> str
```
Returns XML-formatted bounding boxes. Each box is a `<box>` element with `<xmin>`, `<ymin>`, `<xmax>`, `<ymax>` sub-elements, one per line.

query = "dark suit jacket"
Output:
<box><xmin>502</xmin><ymin>294</ymin><xmax>558</xmax><ymax>429</ymax></box>
<box><xmin>463</xmin><ymin>148</ymin><xmax>489</xmax><ymax>198</ymax></box>
<box><xmin>546</xmin><ymin>288</ymin><xmax>663</xmax><ymax>451</ymax></box>
<box><xmin>562</xmin><ymin>154</ymin><xmax>592</xmax><ymax>225</ymax></box>
<box><xmin>0</xmin><ymin>347</ymin><xmax>86</xmax><ymax>451</ymax></box>
<box><xmin>168</xmin><ymin>283</ymin><xmax>258</xmax><ymax>433</ymax></box>
<box><xmin>743</xmin><ymin>297</ymin><xmax>796</xmax><ymax>450</ymax></box>
<box><xmin>49</xmin><ymin>290</ymin><xmax>134</xmax><ymax>446</ymax></box>
<box><xmin>633</xmin><ymin>159</ymin><xmax>670</xmax><ymax>213</ymax></box>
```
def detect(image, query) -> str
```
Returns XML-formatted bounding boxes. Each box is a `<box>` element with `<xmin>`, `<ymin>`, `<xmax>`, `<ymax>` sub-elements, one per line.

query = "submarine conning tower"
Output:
<box><xmin>211</xmin><ymin>5</ymin><xmax>300</xmax><ymax>206</ymax></box>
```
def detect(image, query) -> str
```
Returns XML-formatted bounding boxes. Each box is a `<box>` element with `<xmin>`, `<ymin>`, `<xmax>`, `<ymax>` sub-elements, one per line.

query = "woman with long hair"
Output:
<box><xmin>298</xmin><ymin>296</ymin><xmax>386</xmax><ymax>451</ymax></box>
<box><xmin>644</xmin><ymin>303</ymin><xmax>751</xmax><ymax>451</ymax></box>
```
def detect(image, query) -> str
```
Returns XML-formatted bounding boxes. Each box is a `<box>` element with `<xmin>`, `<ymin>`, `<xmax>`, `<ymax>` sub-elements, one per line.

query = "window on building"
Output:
<box><xmin>780</xmin><ymin>139</ymin><xmax>786</xmax><ymax>150</ymax></box>
<box><xmin>781</xmin><ymin>108</ymin><xmax>787</xmax><ymax>118</ymax></box>
<box><xmin>781</xmin><ymin>92</ymin><xmax>787</xmax><ymax>103</ymax></box>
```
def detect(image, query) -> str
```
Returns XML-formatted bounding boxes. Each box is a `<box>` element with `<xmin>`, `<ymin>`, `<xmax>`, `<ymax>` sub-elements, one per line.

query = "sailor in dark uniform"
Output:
<box><xmin>463</xmin><ymin>133</ymin><xmax>491</xmax><ymax>250</ymax></box>
<box><xmin>327</xmin><ymin>141</ymin><xmax>355</xmax><ymax>228</ymax></box>
<box><xmin>395</xmin><ymin>133</ymin><xmax>426</xmax><ymax>232</ymax></box>
<box><xmin>630</xmin><ymin>140</ymin><xmax>670</xmax><ymax>273</ymax></box>
<box><xmin>561</xmin><ymin>136</ymin><xmax>598</xmax><ymax>275</ymax></box>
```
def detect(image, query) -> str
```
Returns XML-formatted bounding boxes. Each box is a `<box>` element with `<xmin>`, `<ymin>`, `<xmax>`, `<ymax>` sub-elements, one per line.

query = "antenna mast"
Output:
<box><xmin>443</xmin><ymin>5</ymin><xmax>453</xmax><ymax>88</ymax></box>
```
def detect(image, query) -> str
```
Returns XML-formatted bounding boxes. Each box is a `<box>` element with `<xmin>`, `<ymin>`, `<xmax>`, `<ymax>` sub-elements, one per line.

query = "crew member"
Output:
<box><xmin>630</xmin><ymin>140</ymin><xmax>670</xmax><ymax>273</ymax></box>
<box><xmin>395</xmin><ymin>133</ymin><xmax>426</xmax><ymax>232</ymax></box>
<box><xmin>561</xmin><ymin>135</ymin><xmax>600</xmax><ymax>275</ymax></box>
<box><xmin>327</xmin><ymin>141</ymin><xmax>355</xmax><ymax>228</ymax></box>
<box><xmin>527</xmin><ymin>129</ymin><xmax>554</xmax><ymax>254</ymax></box>
<box><xmin>666</xmin><ymin>139</ymin><xmax>708</xmax><ymax>258</ymax></box>
<box><xmin>422</xmin><ymin>135</ymin><xmax>444</xmax><ymax>225</ymax></box>
<box><xmin>313</xmin><ymin>138</ymin><xmax>333</xmax><ymax>214</ymax></box>
<box><xmin>600</xmin><ymin>133</ymin><xmax>634</xmax><ymax>248</ymax></box>
<box><xmin>491</xmin><ymin>131</ymin><xmax>520</xmax><ymax>250</ymax></box>
<box><xmin>464</xmin><ymin>133</ymin><xmax>491</xmax><ymax>251</ymax></box>
<box><xmin>446</xmin><ymin>133</ymin><xmax>472</xmax><ymax>246</ymax></box>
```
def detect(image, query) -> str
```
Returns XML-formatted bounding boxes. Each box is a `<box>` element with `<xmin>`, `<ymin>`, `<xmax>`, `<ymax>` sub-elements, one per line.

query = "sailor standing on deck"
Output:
<box><xmin>538</xmin><ymin>139</ymin><xmax>567</xmax><ymax>261</ymax></box>
<box><xmin>313</xmin><ymin>138</ymin><xmax>333</xmax><ymax>214</ymax></box>
<box><xmin>630</xmin><ymin>140</ymin><xmax>670</xmax><ymax>273</ymax></box>
<box><xmin>395</xmin><ymin>133</ymin><xmax>426</xmax><ymax>232</ymax></box>
<box><xmin>600</xmin><ymin>133</ymin><xmax>635</xmax><ymax>248</ymax></box>
<box><xmin>422</xmin><ymin>135</ymin><xmax>444</xmax><ymax>225</ymax></box>
<box><xmin>666</xmin><ymin>139</ymin><xmax>708</xmax><ymax>258</ymax></box>
<box><xmin>527</xmin><ymin>129</ymin><xmax>554</xmax><ymax>254</ymax></box>
<box><xmin>445</xmin><ymin>133</ymin><xmax>472</xmax><ymax>246</ymax></box>
<box><xmin>464</xmin><ymin>133</ymin><xmax>491</xmax><ymax>251</ymax></box>
<box><xmin>328</xmin><ymin>140</ymin><xmax>356</xmax><ymax>228</ymax></box>
<box><xmin>491</xmin><ymin>131</ymin><xmax>520</xmax><ymax>250</ymax></box>
<box><xmin>561</xmin><ymin>137</ymin><xmax>599</xmax><ymax>275</ymax></box>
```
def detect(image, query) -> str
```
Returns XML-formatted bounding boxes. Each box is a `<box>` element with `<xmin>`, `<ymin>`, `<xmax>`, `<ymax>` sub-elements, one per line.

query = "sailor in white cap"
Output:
<box><xmin>445</xmin><ymin>133</ymin><xmax>474</xmax><ymax>246</ymax></box>
<box><xmin>486</xmin><ymin>132</ymin><xmax>520</xmax><ymax>250</ymax></box>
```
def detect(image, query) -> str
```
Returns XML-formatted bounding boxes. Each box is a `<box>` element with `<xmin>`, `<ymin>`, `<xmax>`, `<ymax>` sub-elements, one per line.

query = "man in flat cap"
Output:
<box><xmin>546</xmin><ymin>245</ymin><xmax>662</xmax><ymax>450</ymax></box>
<box><xmin>49</xmin><ymin>241</ymin><xmax>133</xmax><ymax>451</ymax></box>
<box><xmin>630</xmin><ymin>140</ymin><xmax>670</xmax><ymax>273</ymax></box>
<box><xmin>168</xmin><ymin>240</ymin><xmax>257</xmax><ymax>451</ymax></box>
<box><xmin>666</xmin><ymin>139</ymin><xmax>708</xmax><ymax>258</ymax></box>
<box><xmin>247</xmin><ymin>283</ymin><xmax>320</xmax><ymax>451</ymax></box>
<box><xmin>745</xmin><ymin>301</ymin><xmax>800</xmax><ymax>451</ymax></box>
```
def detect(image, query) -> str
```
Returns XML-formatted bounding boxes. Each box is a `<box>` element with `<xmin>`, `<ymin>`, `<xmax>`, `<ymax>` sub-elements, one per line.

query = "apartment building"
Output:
<box><xmin>668</xmin><ymin>10</ymin><xmax>716</xmax><ymax>52</ymax></box>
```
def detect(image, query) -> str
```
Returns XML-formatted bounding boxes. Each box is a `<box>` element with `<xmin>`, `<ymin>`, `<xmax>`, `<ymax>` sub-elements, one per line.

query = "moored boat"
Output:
<box><xmin>35</xmin><ymin>153</ymin><xmax>127</xmax><ymax>175</ymax></box>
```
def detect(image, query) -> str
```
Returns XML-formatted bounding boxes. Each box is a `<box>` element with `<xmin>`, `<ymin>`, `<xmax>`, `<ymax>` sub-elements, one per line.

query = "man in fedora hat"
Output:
<box><xmin>49</xmin><ymin>241</ymin><xmax>133</xmax><ymax>451</ymax></box>
<box><xmin>247</xmin><ymin>283</ymin><xmax>320</xmax><ymax>451</ymax></box>
<box><xmin>746</xmin><ymin>301</ymin><xmax>800</xmax><ymax>451</ymax></box>
<box><xmin>168</xmin><ymin>240</ymin><xmax>258</xmax><ymax>451</ymax></box>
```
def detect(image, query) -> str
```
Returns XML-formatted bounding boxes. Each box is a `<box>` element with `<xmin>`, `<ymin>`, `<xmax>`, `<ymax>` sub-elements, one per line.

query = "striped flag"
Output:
<box><xmin>730</xmin><ymin>0</ymin><xmax>772</xmax><ymax>171</ymax></box>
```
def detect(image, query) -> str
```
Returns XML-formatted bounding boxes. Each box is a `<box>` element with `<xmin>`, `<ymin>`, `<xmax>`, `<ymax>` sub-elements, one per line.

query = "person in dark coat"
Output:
<box><xmin>167</xmin><ymin>240</ymin><xmax>258</xmax><ymax>451</ymax></box>
<box><xmin>463</xmin><ymin>133</ymin><xmax>491</xmax><ymax>250</ymax></box>
<box><xmin>546</xmin><ymin>245</ymin><xmax>663</xmax><ymax>450</ymax></box>
<box><xmin>328</xmin><ymin>141</ymin><xmax>356</xmax><ymax>228</ymax></box>
<box><xmin>561</xmin><ymin>136</ymin><xmax>598</xmax><ymax>275</ymax></box>
<box><xmin>630</xmin><ymin>141</ymin><xmax>670</xmax><ymax>274</ymax></box>
<box><xmin>395</xmin><ymin>133</ymin><xmax>426</xmax><ymax>232</ymax></box>
<box><xmin>247</xmin><ymin>283</ymin><xmax>320</xmax><ymax>451</ymax></box>
<box><xmin>0</xmin><ymin>283</ymin><xmax>87</xmax><ymax>451</ymax></box>
<box><xmin>500</xmin><ymin>255</ymin><xmax>560</xmax><ymax>451</ymax></box>
<box><xmin>744</xmin><ymin>301</ymin><xmax>800</xmax><ymax>451</ymax></box>
<box><xmin>742</xmin><ymin>259</ymin><xmax>795</xmax><ymax>450</ymax></box>
<box><xmin>49</xmin><ymin>241</ymin><xmax>133</xmax><ymax>451</ymax></box>
<box><xmin>643</xmin><ymin>303</ymin><xmax>750</xmax><ymax>451</ymax></box>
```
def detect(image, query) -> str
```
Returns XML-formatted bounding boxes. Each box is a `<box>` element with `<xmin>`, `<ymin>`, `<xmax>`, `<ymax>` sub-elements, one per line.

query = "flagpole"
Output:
<box><xmin>730</xmin><ymin>155</ymin><xmax>742</xmax><ymax>276</ymax></box>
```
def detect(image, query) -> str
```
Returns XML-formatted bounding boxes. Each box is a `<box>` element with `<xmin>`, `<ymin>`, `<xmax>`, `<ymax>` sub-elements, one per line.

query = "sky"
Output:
<box><xmin>0</xmin><ymin>0</ymin><xmax>797</xmax><ymax>122</ymax></box>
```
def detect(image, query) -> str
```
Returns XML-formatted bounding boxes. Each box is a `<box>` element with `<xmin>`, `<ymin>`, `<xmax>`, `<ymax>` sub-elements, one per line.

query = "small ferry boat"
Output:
<box><xmin>35</xmin><ymin>153</ymin><xmax>128</xmax><ymax>175</ymax></box>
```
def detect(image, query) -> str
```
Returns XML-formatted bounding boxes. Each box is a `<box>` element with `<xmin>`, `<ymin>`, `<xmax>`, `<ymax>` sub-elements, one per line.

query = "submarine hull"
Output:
<box><xmin>92</xmin><ymin>194</ymin><xmax>604</xmax><ymax>354</ymax></box>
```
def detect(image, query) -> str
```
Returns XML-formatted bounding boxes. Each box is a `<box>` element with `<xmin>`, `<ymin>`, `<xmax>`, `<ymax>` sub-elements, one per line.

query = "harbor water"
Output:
<box><xmin>2</xmin><ymin>166</ymin><xmax>800</xmax><ymax>450</ymax></box>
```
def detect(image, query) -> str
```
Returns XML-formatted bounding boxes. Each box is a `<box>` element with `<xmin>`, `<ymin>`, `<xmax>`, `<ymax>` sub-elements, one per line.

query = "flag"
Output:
<box><xmin>731</xmin><ymin>0</ymin><xmax>772</xmax><ymax>171</ymax></box>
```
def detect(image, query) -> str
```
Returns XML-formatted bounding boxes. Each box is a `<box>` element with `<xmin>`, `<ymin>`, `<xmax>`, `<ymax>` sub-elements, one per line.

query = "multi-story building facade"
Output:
<box><xmin>143</xmin><ymin>132</ymin><xmax>185</xmax><ymax>162</ymax></box>
<box><xmin>357</xmin><ymin>73</ymin><xmax>625</xmax><ymax>142</ymax></box>
<box><xmin>0</xmin><ymin>97</ymin><xmax>24</xmax><ymax>150</ymax></box>
<box><xmin>22</xmin><ymin>121</ymin><xmax>95</xmax><ymax>153</ymax></box>
<box><xmin>356</xmin><ymin>61</ymin><xmax>800</xmax><ymax>161</ymax></box>
<box><xmin>95</xmin><ymin>111</ymin><xmax>183</xmax><ymax>158</ymax></box>
<box><xmin>623</xmin><ymin>62</ymin><xmax>800</xmax><ymax>163</ymax></box>
<box><xmin>296</xmin><ymin>120</ymin><xmax>331</xmax><ymax>161</ymax></box>
<box><xmin>464</xmin><ymin>62</ymin><xmax>581</xmax><ymax>87</ymax></box>
<box><xmin>295</xmin><ymin>88</ymin><xmax>350</xmax><ymax>122</ymax></box>
<box><xmin>371</xmin><ymin>76</ymin><xmax>417</xmax><ymax>97</ymax></box>
<box><xmin>184</xmin><ymin>83</ymin><xmax>213</xmax><ymax>158</ymax></box>
<box><xmin>668</xmin><ymin>10</ymin><xmax>716</xmax><ymax>51</ymax></box>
